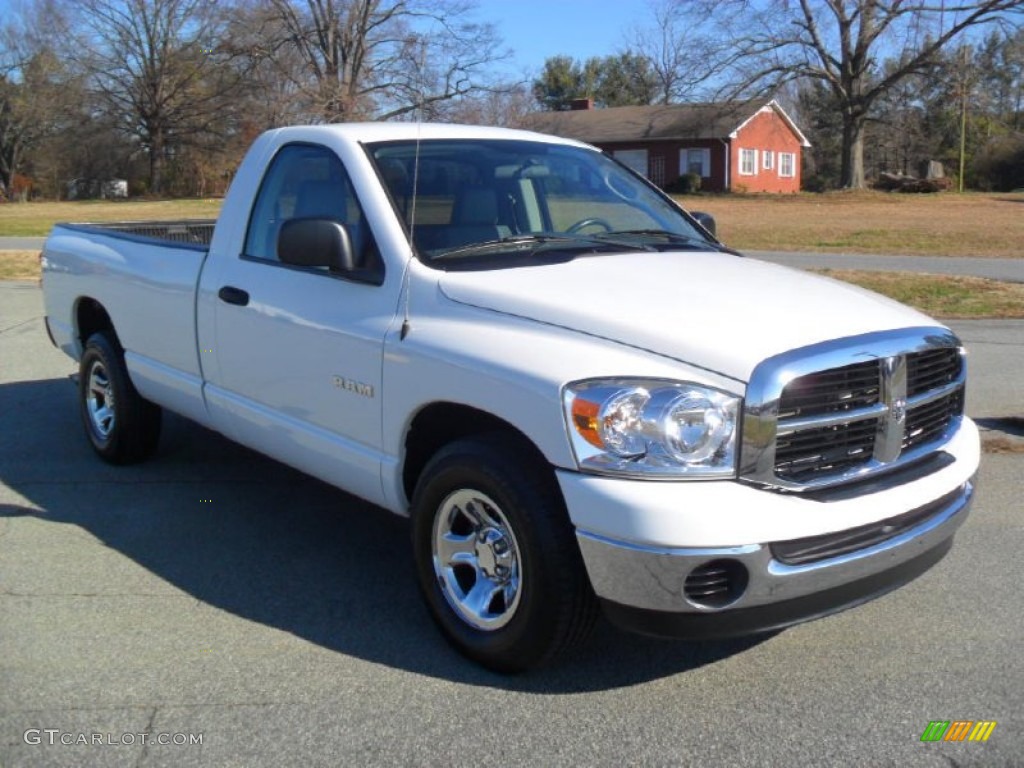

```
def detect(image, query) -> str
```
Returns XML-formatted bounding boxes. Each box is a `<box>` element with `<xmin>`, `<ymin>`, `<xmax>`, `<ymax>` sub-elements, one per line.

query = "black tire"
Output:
<box><xmin>79</xmin><ymin>331</ymin><xmax>162</xmax><ymax>464</ymax></box>
<box><xmin>411</xmin><ymin>434</ymin><xmax>598</xmax><ymax>672</ymax></box>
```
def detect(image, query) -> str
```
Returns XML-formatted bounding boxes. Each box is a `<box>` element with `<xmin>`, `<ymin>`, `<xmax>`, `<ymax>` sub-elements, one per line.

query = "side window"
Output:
<box><xmin>243</xmin><ymin>144</ymin><xmax>380</xmax><ymax>273</ymax></box>
<box><xmin>680</xmin><ymin>148</ymin><xmax>711</xmax><ymax>178</ymax></box>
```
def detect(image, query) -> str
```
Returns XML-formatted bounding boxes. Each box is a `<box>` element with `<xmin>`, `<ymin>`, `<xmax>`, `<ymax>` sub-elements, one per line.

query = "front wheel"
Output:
<box><xmin>79</xmin><ymin>332</ymin><xmax>162</xmax><ymax>464</ymax></box>
<box><xmin>411</xmin><ymin>435</ymin><xmax>598</xmax><ymax>672</ymax></box>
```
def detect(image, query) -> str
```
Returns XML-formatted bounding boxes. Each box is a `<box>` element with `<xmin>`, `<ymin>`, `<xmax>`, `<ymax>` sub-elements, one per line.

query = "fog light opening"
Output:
<box><xmin>683</xmin><ymin>559</ymin><xmax>749</xmax><ymax>610</ymax></box>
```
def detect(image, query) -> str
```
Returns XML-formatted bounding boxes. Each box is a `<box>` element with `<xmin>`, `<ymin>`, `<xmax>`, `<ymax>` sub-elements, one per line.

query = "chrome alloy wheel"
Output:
<box><xmin>85</xmin><ymin>360</ymin><xmax>116</xmax><ymax>440</ymax></box>
<box><xmin>431</xmin><ymin>489</ymin><xmax>523</xmax><ymax>631</ymax></box>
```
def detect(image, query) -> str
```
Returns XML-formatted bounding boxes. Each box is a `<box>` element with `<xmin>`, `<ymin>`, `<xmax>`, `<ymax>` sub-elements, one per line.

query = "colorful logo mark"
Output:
<box><xmin>921</xmin><ymin>720</ymin><xmax>997</xmax><ymax>742</ymax></box>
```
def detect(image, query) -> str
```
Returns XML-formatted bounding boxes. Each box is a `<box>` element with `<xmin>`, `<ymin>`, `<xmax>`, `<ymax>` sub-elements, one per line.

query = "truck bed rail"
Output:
<box><xmin>60</xmin><ymin>220</ymin><xmax>216</xmax><ymax>249</ymax></box>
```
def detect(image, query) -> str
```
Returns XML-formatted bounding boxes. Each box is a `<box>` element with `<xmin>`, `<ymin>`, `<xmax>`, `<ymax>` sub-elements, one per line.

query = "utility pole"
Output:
<box><xmin>958</xmin><ymin>44</ymin><xmax>969</xmax><ymax>193</ymax></box>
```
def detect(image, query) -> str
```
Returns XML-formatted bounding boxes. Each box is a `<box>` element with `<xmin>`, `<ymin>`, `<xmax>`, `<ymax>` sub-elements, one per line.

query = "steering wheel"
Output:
<box><xmin>565</xmin><ymin>218</ymin><xmax>613</xmax><ymax>234</ymax></box>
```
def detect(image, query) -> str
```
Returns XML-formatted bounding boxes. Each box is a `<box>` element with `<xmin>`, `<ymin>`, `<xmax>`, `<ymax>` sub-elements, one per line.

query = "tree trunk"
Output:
<box><xmin>2</xmin><ymin>141</ymin><xmax>22</xmax><ymax>198</ymax></box>
<box><xmin>840</xmin><ymin>114</ymin><xmax>867</xmax><ymax>189</ymax></box>
<box><xmin>149</xmin><ymin>128</ymin><xmax>164</xmax><ymax>196</ymax></box>
<box><xmin>0</xmin><ymin>155</ymin><xmax>12</xmax><ymax>194</ymax></box>
<box><xmin>0</xmin><ymin>139</ymin><xmax>16</xmax><ymax>193</ymax></box>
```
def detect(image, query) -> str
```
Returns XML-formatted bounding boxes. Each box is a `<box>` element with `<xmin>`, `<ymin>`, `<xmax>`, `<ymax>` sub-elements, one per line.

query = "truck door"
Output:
<box><xmin>202</xmin><ymin>142</ymin><xmax>393</xmax><ymax>505</ymax></box>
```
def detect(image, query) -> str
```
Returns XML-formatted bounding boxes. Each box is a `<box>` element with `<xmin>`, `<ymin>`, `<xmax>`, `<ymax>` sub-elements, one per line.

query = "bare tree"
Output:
<box><xmin>259</xmin><ymin>0</ymin><xmax>508</xmax><ymax>122</ymax></box>
<box><xmin>871</xmin><ymin>56</ymin><xmax>937</xmax><ymax>177</ymax></box>
<box><xmin>78</xmin><ymin>0</ymin><xmax>249</xmax><ymax>194</ymax></box>
<box><xmin>437</xmin><ymin>81</ymin><xmax>535</xmax><ymax>127</ymax></box>
<box><xmin>0</xmin><ymin>0</ymin><xmax>79</xmax><ymax>197</ymax></box>
<box><xmin>628</xmin><ymin>0</ymin><xmax>719</xmax><ymax>105</ymax></box>
<box><xmin>670</xmin><ymin>0</ymin><xmax>1023</xmax><ymax>188</ymax></box>
<box><xmin>223</xmin><ymin>2</ymin><xmax>313</xmax><ymax>128</ymax></box>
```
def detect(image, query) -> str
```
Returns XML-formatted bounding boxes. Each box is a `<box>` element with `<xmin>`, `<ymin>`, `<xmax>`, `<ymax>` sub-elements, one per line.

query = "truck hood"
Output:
<box><xmin>438</xmin><ymin>251</ymin><xmax>938</xmax><ymax>382</ymax></box>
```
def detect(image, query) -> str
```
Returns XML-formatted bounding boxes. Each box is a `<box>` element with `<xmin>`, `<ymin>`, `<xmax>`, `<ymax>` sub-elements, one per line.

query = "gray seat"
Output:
<box><xmin>452</xmin><ymin>186</ymin><xmax>501</xmax><ymax>225</ymax></box>
<box><xmin>378</xmin><ymin>159</ymin><xmax>411</xmax><ymax>218</ymax></box>
<box><xmin>294</xmin><ymin>179</ymin><xmax>348</xmax><ymax>221</ymax></box>
<box><xmin>286</xmin><ymin>179</ymin><xmax>370</xmax><ymax>267</ymax></box>
<box><xmin>447</xmin><ymin>186</ymin><xmax>511</xmax><ymax>247</ymax></box>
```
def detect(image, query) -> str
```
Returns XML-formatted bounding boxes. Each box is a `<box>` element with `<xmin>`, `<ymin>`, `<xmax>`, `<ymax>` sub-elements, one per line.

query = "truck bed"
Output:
<box><xmin>42</xmin><ymin>220</ymin><xmax>212</xmax><ymax>423</ymax></box>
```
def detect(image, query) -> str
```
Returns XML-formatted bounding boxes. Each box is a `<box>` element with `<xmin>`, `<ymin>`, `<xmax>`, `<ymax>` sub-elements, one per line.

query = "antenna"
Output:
<box><xmin>400</xmin><ymin>105</ymin><xmax>423</xmax><ymax>341</ymax></box>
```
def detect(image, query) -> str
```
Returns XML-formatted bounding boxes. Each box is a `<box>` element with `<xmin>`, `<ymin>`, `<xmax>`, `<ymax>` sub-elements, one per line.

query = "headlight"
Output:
<box><xmin>563</xmin><ymin>379</ymin><xmax>739</xmax><ymax>478</ymax></box>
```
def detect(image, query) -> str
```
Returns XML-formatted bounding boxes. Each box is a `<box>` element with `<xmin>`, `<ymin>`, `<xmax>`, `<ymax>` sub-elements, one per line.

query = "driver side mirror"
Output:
<box><xmin>690</xmin><ymin>211</ymin><xmax>717</xmax><ymax>238</ymax></box>
<box><xmin>278</xmin><ymin>218</ymin><xmax>356</xmax><ymax>273</ymax></box>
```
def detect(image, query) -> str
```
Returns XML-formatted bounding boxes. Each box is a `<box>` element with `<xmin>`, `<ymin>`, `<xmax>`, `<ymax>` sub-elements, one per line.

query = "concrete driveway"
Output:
<box><xmin>1</xmin><ymin>283</ymin><xmax>1022</xmax><ymax>767</ymax></box>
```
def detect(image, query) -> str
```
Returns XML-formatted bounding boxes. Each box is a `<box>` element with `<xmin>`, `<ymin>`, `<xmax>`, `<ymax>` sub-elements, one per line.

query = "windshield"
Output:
<box><xmin>366</xmin><ymin>139</ymin><xmax>718</xmax><ymax>267</ymax></box>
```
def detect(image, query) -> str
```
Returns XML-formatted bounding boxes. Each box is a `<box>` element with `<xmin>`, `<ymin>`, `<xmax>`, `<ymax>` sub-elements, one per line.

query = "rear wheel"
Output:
<box><xmin>79</xmin><ymin>332</ymin><xmax>162</xmax><ymax>464</ymax></box>
<box><xmin>411</xmin><ymin>435</ymin><xmax>598</xmax><ymax>672</ymax></box>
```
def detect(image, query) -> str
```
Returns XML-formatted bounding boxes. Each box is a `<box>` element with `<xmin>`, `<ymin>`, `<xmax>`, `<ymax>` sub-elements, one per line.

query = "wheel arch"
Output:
<box><xmin>401</xmin><ymin>401</ymin><xmax>555</xmax><ymax>506</ymax></box>
<box><xmin>74</xmin><ymin>296</ymin><xmax>119</xmax><ymax>351</ymax></box>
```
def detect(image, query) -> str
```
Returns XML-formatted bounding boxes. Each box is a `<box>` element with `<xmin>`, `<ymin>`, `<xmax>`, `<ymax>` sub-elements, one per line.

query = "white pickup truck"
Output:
<box><xmin>42</xmin><ymin>124</ymin><xmax>979</xmax><ymax>672</ymax></box>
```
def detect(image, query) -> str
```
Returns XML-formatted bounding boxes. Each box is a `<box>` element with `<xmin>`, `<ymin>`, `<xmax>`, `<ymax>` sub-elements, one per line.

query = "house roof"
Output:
<box><xmin>523</xmin><ymin>99</ymin><xmax>811</xmax><ymax>148</ymax></box>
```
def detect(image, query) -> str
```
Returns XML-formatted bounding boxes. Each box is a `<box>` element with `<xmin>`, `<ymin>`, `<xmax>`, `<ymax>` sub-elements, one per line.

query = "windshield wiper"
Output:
<box><xmin>431</xmin><ymin>233</ymin><xmax>644</xmax><ymax>261</ymax></box>
<box><xmin>595</xmin><ymin>229</ymin><xmax>735</xmax><ymax>253</ymax></box>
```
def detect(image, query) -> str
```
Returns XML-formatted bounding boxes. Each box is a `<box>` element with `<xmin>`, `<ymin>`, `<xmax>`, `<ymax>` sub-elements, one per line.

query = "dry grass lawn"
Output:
<box><xmin>0</xmin><ymin>198</ymin><xmax>221</xmax><ymax>236</ymax></box>
<box><xmin>814</xmin><ymin>269</ymin><xmax>1024</xmax><ymax>319</ymax></box>
<box><xmin>677</xmin><ymin>190</ymin><xmax>1024</xmax><ymax>257</ymax></box>
<box><xmin>1</xmin><ymin>191</ymin><xmax>1023</xmax><ymax>258</ymax></box>
<box><xmin>0</xmin><ymin>251</ymin><xmax>39</xmax><ymax>280</ymax></box>
<box><xmin>984</xmin><ymin>435</ymin><xmax>1024</xmax><ymax>454</ymax></box>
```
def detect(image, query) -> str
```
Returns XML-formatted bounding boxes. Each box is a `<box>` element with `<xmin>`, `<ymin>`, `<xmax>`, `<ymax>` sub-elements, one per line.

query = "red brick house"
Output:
<box><xmin>523</xmin><ymin>99</ymin><xmax>810</xmax><ymax>193</ymax></box>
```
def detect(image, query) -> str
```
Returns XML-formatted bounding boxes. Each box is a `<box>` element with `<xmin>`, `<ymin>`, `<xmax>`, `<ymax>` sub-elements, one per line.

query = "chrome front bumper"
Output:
<box><xmin>577</xmin><ymin>478</ymin><xmax>974</xmax><ymax>639</ymax></box>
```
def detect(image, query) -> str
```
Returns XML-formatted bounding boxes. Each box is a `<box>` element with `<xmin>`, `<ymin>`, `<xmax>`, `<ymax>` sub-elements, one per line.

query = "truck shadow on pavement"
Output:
<box><xmin>0</xmin><ymin>377</ymin><xmax>770</xmax><ymax>693</ymax></box>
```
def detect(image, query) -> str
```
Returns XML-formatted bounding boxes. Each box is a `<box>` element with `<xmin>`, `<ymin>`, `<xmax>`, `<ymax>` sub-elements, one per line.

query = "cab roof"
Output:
<box><xmin>263</xmin><ymin>122</ymin><xmax>595</xmax><ymax>149</ymax></box>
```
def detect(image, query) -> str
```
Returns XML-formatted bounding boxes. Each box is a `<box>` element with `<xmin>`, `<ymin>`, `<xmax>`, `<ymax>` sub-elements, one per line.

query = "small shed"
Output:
<box><xmin>524</xmin><ymin>99</ymin><xmax>811</xmax><ymax>193</ymax></box>
<box><xmin>66</xmin><ymin>178</ymin><xmax>129</xmax><ymax>200</ymax></box>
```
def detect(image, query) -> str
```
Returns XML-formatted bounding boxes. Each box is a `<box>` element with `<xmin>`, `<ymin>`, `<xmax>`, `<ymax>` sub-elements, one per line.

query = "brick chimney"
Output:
<box><xmin>569</xmin><ymin>98</ymin><xmax>594</xmax><ymax>111</ymax></box>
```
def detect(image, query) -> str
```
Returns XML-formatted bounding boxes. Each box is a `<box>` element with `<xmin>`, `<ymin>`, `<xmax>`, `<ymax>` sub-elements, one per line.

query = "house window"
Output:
<box><xmin>613</xmin><ymin>149</ymin><xmax>649</xmax><ymax>178</ymax></box>
<box><xmin>680</xmin><ymin>148</ymin><xmax>711</xmax><ymax>178</ymax></box>
<box><xmin>779</xmin><ymin>152</ymin><xmax>796</xmax><ymax>178</ymax></box>
<box><xmin>739</xmin><ymin>148</ymin><xmax>757</xmax><ymax>176</ymax></box>
<box><xmin>763</xmin><ymin>150</ymin><xmax>774</xmax><ymax>170</ymax></box>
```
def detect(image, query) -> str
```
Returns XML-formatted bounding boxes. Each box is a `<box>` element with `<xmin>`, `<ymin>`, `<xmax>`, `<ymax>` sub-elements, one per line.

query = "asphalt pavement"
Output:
<box><xmin>1</xmin><ymin>282</ymin><xmax>1022</xmax><ymax>767</ymax></box>
<box><xmin>748</xmin><ymin>250</ymin><xmax>1024</xmax><ymax>283</ymax></box>
<box><xmin>745</xmin><ymin>252</ymin><xmax>1024</xmax><ymax>286</ymax></box>
<box><xmin>0</xmin><ymin>237</ymin><xmax>45</xmax><ymax>250</ymax></box>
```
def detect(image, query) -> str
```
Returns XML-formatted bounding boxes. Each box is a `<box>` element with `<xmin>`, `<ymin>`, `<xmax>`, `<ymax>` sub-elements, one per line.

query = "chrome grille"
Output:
<box><xmin>774</xmin><ymin>417</ymin><xmax>877</xmax><ymax>481</ymax></box>
<box><xmin>904</xmin><ymin>390</ymin><xmax>964</xmax><ymax>450</ymax></box>
<box><xmin>741</xmin><ymin>328</ymin><xmax>966</xmax><ymax>492</ymax></box>
<box><xmin>776</xmin><ymin>359</ymin><xmax>879</xmax><ymax>420</ymax></box>
<box><xmin>907</xmin><ymin>347</ymin><xmax>962</xmax><ymax>396</ymax></box>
